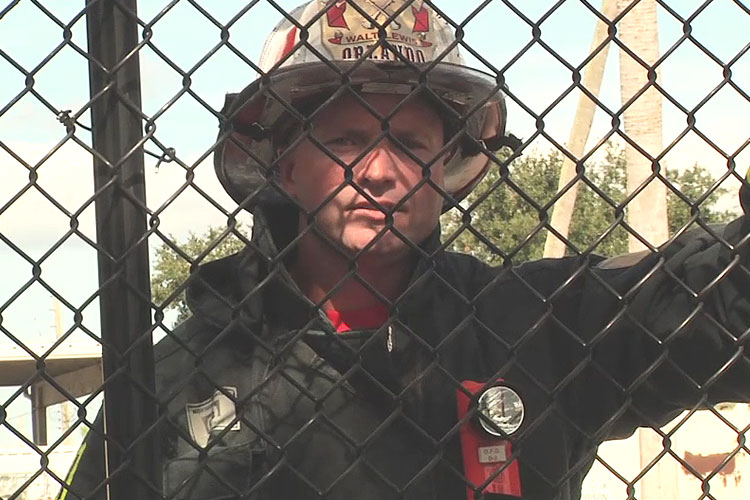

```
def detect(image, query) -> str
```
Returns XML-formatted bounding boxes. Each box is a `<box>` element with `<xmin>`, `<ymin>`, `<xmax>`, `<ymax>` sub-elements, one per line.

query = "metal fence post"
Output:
<box><xmin>85</xmin><ymin>0</ymin><xmax>158</xmax><ymax>498</ymax></box>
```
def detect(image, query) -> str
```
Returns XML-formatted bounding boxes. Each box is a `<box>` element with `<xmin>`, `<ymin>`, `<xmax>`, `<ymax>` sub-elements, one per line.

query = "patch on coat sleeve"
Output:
<box><xmin>595</xmin><ymin>249</ymin><xmax>650</xmax><ymax>270</ymax></box>
<box><xmin>186</xmin><ymin>387</ymin><xmax>241</xmax><ymax>447</ymax></box>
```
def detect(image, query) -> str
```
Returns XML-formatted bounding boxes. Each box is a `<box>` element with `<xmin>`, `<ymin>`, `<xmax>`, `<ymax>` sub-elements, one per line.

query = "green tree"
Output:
<box><xmin>151</xmin><ymin>225</ymin><xmax>249</xmax><ymax>325</ymax></box>
<box><xmin>441</xmin><ymin>143</ymin><xmax>736</xmax><ymax>266</ymax></box>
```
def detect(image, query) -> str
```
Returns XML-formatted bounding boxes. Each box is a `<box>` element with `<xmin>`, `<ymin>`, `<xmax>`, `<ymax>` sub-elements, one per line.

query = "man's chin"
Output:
<box><xmin>340</xmin><ymin>231</ymin><xmax>414</xmax><ymax>260</ymax></box>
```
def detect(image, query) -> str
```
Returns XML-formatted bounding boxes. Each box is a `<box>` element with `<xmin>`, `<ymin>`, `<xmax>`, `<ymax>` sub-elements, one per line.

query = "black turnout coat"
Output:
<box><xmin>61</xmin><ymin>205</ymin><xmax>750</xmax><ymax>500</ymax></box>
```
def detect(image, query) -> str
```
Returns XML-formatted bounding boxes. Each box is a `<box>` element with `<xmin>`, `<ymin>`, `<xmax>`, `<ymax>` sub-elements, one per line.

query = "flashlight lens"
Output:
<box><xmin>477</xmin><ymin>386</ymin><xmax>524</xmax><ymax>436</ymax></box>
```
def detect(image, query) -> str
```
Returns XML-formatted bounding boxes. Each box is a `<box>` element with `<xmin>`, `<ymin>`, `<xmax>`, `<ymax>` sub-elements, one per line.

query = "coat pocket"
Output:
<box><xmin>163</xmin><ymin>443</ymin><xmax>260</xmax><ymax>499</ymax></box>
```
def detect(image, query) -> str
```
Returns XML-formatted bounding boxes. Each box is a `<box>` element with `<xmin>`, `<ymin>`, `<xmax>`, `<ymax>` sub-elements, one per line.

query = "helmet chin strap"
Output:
<box><xmin>485</xmin><ymin>133</ymin><xmax>523</xmax><ymax>152</ymax></box>
<box><xmin>461</xmin><ymin>133</ymin><xmax>523</xmax><ymax>158</ymax></box>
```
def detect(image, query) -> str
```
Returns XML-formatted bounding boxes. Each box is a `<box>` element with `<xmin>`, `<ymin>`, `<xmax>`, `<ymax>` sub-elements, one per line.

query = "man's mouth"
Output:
<box><xmin>351</xmin><ymin>201</ymin><xmax>400</xmax><ymax>214</ymax></box>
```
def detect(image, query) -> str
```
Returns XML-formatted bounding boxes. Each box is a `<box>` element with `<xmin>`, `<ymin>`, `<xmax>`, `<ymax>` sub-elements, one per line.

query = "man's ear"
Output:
<box><xmin>276</xmin><ymin>151</ymin><xmax>297</xmax><ymax>197</ymax></box>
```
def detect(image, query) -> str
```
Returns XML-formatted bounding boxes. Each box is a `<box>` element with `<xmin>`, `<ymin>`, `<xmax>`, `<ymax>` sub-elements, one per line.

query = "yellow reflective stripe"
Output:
<box><xmin>56</xmin><ymin>442</ymin><xmax>87</xmax><ymax>500</ymax></box>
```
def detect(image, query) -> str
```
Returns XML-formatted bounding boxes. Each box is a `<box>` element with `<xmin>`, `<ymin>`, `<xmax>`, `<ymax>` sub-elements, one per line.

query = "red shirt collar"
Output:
<box><xmin>325</xmin><ymin>304</ymin><xmax>389</xmax><ymax>332</ymax></box>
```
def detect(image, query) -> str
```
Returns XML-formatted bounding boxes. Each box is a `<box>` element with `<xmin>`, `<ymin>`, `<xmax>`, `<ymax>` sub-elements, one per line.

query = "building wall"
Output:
<box><xmin>0</xmin><ymin>445</ymin><xmax>79</xmax><ymax>500</ymax></box>
<box><xmin>583</xmin><ymin>404</ymin><xmax>750</xmax><ymax>500</ymax></box>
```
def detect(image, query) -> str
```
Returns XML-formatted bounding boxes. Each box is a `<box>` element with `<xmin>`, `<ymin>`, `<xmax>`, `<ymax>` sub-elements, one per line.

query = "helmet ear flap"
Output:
<box><xmin>220</xmin><ymin>92</ymin><xmax>239</xmax><ymax>116</ymax></box>
<box><xmin>453</xmin><ymin>100</ymin><xmax>521</xmax><ymax>158</ymax></box>
<box><xmin>440</xmin><ymin>101</ymin><xmax>521</xmax><ymax>211</ymax></box>
<box><xmin>215</xmin><ymin>88</ymin><xmax>281</xmax><ymax>208</ymax></box>
<box><xmin>480</xmin><ymin>103</ymin><xmax>502</xmax><ymax>144</ymax></box>
<box><xmin>451</xmin><ymin>102</ymin><xmax>504</xmax><ymax>158</ymax></box>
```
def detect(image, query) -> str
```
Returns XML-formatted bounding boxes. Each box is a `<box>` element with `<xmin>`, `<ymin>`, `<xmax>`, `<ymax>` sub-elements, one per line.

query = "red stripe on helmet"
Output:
<box><xmin>278</xmin><ymin>25</ymin><xmax>299</xmax><ymax>64</ymax></box>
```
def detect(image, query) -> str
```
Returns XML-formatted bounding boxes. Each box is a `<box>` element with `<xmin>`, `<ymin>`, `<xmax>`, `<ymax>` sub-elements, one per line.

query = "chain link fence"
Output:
<box><xmin>0</xmin><ymin>1</ymin><xmax>749</xmax><ymax>499</ymax></box>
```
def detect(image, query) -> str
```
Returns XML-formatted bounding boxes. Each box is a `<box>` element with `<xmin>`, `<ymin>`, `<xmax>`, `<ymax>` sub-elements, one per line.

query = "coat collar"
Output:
<box><xmin>186</xmin><ymin>204</ymin><xmax>446</xmax><ymax>340</ymax></box>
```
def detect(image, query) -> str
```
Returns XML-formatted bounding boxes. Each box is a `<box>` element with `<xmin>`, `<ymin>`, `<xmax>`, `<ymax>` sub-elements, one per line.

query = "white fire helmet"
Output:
<box><xmin>215</xmin><ymin>0</ymin><xmax>516</xmax><ymax>209</ymax></box>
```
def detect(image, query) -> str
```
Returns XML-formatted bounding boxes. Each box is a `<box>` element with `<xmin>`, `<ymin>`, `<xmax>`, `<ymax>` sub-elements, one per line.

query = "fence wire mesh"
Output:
<box><xmin>0</xmin><ymin>1</ymin><xmax>749</xmax><ymax>499</ymax></box>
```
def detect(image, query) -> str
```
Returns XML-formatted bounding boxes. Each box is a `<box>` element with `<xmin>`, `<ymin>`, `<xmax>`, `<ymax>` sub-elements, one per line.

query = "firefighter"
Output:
<box><xmin>60</xmin><ymin>1</ymin><xmax>750</xmax><ymax>499</ymax></box>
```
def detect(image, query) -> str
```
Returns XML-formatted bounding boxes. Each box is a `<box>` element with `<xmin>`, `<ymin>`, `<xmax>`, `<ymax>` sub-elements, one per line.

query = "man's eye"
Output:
<box><xmin>326</xmin><ymin>137</ymin><xmax>357</xmax><ymax>147</ymax></box>
<box><xmin>397</xmin><ymin>137</ymin><xmax>429</xmax><ymax>150</ymax></box>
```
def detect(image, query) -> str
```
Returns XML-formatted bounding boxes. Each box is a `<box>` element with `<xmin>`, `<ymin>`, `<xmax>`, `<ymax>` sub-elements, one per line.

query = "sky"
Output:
<box><xmin>0</xmin><ymin>0</ymin><xmax>749</xmax><ymax>444</ymax></box>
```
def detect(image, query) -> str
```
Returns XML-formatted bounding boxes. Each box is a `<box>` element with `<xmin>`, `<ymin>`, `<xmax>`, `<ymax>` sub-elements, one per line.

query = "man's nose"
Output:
<box><xmin>355</xmin><ymin>140</ymin><xmax>399</xmax><ymax>191</ymax></box>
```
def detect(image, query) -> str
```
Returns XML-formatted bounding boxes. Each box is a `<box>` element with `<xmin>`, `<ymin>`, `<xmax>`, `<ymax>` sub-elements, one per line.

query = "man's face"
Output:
<box><xmin>278</xmin><ymin>93</ymin><xmax>447</xmax><ymax>258</ymax></box>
